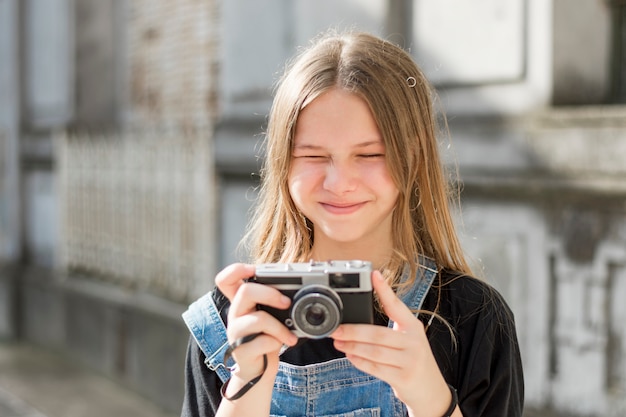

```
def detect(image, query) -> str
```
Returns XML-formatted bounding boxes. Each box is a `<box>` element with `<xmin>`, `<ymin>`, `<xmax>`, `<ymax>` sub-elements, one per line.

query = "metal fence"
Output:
<box><xmin>57</xmin><ymin>130</ymin><xmax>215</xmax><ymax>302</ymax></box>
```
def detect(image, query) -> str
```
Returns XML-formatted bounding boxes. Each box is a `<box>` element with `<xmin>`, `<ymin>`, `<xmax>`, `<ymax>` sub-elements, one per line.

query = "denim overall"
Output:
<box><xmin>183</xmin><ymin>259</ymin><xmax>437</xmax><ymax>417</ymax></box>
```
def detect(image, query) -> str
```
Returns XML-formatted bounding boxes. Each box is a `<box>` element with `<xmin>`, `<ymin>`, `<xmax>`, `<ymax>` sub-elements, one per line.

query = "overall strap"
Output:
<box><xmin>389</xmin><ymin>257</ymin><xmax>438</xmax><ymax>328</ymax></box>
<box><xmin>182</xmin><ymin>291</ymin><xmax>233</xmax><ymax>383</ymax></box>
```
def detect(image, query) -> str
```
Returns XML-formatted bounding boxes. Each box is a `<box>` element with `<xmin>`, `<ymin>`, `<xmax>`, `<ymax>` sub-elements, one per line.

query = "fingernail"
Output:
<box><xmin>281</xmin><ymin>295</ymin><xmax>291</xmax><ymax>305</ymax></box>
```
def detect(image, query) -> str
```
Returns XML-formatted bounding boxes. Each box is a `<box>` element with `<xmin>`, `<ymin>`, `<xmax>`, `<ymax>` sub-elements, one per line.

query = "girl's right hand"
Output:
<box><xmin>216</xmin><ymin>263</ymin><xmax>299</xmax><ymax>382</ymax></box>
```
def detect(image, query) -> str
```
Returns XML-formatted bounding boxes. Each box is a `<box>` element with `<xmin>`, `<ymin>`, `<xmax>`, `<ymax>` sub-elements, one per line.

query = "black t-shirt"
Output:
<box><xmin>181</xmin><ymin>270</ymin><xmax>524</xmax><ymax>417</ymax></box>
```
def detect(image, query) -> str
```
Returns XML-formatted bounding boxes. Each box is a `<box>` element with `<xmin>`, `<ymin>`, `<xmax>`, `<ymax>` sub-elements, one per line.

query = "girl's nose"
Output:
<box><xmin>323</xmin><ymin>160</ymin><xmax>357</xmax><ymax>194</ymax></box>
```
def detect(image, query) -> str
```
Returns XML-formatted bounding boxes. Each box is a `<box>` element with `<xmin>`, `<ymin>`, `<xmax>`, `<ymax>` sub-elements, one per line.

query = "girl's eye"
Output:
<box><xmin>293</xmin><ymin>154</ymin><xmax>327</xmax><ymax>160</ymax></box>
<box><xmin>359</xmin><ymin>154</ymin><xmax>385</xmax><ymax>158</ymax></box>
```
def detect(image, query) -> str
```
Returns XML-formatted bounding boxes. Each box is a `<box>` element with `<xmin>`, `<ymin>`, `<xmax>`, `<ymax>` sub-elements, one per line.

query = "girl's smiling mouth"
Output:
<box><xmin>320</xmin><ymin>201</ymin><xmax>367</xmax><ymax>215</ymax></box>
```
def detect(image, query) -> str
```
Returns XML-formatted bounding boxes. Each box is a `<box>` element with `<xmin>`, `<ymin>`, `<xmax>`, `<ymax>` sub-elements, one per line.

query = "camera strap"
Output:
<box><xmin>220</xmin><ymin>332</ymin><xmax>268</xmax><ymax>401</ymax></box>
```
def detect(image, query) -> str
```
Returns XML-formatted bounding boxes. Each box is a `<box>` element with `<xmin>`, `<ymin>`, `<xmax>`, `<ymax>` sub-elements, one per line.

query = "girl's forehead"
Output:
<box><xmin>292</xmin><ymin>89</ymin><xmax>382</xmax><ymax>146</ymax></box>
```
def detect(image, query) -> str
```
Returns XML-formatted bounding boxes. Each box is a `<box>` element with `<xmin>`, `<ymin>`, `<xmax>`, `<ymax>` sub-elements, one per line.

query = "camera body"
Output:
<box><xmin>252</xmin><ymin>260</ymin><xmax>374</xmax><ymax>339</ymax></box>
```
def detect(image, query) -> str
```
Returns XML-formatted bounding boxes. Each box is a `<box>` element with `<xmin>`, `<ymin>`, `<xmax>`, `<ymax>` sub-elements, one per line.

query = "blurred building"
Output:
<box><xmin>0</xmin><ymin>0</ymin><xmax>625</xmax><ymax>415</ymax></box>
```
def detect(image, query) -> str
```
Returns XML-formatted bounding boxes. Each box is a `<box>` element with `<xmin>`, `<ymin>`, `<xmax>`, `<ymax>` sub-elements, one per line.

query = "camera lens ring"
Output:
<box><xmin>291</xmin><ymin>285</ymin><xmax>343</xmax><ymax>339</ymax></box>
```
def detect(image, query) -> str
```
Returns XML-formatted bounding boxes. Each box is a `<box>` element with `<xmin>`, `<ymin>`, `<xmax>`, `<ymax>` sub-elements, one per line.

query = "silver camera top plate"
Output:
<box><xmin>254</xmin><ymin>260</ymin><xmax>372</xmax><ymax>291</ymax></box>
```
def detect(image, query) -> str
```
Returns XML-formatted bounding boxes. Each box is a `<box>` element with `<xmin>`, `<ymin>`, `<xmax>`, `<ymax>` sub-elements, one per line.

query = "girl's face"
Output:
<box><xmin>288</xmin><ymin>88</ymin><xmax>399</xmax><ymax>258</ymax></box>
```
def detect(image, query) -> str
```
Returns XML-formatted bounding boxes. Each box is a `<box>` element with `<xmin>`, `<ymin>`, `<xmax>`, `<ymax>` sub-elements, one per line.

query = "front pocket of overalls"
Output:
<box><xmin>271</xmin><ymin>358</ymin><xmax>399</xmax><ymax>417</ymax></box>
<box><xmin>321</xmin><ymin>407</ymin><xmax>381</xmax><ymax>417</ymax></box>
<box><xmin>270</xmin><ymin>408</ymin><xmax>381</xmax><ymax>417</ymax></box>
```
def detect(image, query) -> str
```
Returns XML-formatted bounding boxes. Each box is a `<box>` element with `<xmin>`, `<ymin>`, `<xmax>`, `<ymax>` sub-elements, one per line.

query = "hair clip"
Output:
<box><xmin>406</xmin><ymin>76</ymin><xmax>417</xmax><ymax>88</ymax></box>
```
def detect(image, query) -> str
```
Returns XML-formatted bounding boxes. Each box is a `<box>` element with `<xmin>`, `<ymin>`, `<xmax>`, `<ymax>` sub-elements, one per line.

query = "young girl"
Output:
<box><xmin>182</xmin><ymin>31</ymin><xmax>524</xmax><ymax>417</ymax></box>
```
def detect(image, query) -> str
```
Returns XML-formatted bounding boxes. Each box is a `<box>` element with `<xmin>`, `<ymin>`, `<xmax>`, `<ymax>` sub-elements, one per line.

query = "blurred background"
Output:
<box><xmin>0</xmin><ymin>0</ymin><xmax>625</xmax><ymax>416</ymax></box>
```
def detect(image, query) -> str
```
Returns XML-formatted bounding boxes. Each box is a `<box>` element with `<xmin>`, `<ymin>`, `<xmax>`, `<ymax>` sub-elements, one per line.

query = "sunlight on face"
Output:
<box><xmin>288</xmin><ymin>88</ymin><xmax>399</xmax><ymax>258</ymax></box>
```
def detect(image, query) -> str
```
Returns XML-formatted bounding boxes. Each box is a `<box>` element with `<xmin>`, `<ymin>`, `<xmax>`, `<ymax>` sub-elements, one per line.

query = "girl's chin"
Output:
<box><xmin>315</xmin><ymin>228</ymin><xmax>378</xmax><ymax>247</ymax></box>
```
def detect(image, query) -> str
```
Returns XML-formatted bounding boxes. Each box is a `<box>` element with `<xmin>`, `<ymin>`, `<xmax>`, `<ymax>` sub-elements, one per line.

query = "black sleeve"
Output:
<box><xmin>425</xmin><ymin>273</ymin><xmax>524</xmax><ymax>417</ymax></box>
<box><xmin>458</xmin><ymin>292</ymin><xmax>524</xmax><ymax>417</ymax></box>
<box><xmin>180</xmin><ymin>337</ymin><xmax>223</xmax><ymax>417</ymax></box>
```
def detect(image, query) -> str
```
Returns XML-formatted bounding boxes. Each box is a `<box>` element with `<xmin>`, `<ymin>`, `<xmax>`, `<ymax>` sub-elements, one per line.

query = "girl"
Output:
<box><xmin>182</xmin><ymin>31</ymin><xmax>524</xmax><ymax>417</ymax></box>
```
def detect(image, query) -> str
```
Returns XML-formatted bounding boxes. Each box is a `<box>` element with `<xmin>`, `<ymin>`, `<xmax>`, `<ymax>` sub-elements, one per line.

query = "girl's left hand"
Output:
<box><xmin>331</xmin><ymin>270</ymin><xmax>460</xmax><ymax>417</ymax></box>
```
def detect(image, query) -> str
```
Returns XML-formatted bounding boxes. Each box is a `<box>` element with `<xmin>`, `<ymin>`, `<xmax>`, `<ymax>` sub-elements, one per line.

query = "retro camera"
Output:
<box><xmin>252</xmin><ymin>260</ymin><xmax>374</xmax><ymax>339</ymax></box>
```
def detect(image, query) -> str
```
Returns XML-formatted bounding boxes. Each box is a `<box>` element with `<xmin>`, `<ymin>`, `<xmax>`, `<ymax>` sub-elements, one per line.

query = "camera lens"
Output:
<box><xmin>304</xmin><ymin>304</ymin><xmax>327</xmax><ymax>326</ymax></box>
<box><xmin>291</xmin><ymin>285</ymin><xmax>343</xmax><ymax>339</ymax></box>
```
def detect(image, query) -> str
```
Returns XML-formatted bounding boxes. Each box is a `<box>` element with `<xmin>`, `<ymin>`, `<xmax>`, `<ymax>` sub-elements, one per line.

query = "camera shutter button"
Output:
<box><xmin>348</xmin><ymin>260</ymin><xmax>364</xmax><ymax>268</ymax></box>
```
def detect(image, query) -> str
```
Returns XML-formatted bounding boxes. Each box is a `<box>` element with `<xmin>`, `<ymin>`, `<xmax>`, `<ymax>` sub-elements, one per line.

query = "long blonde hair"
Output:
<box><xmin>244</xmin><ymin>31</ymin><xmax>472</xmax><ymax>289</ymax></box>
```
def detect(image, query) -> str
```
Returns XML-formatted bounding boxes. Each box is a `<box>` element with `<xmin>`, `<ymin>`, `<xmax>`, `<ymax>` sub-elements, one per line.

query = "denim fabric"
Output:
<box><xmin>182</xmin><ymin>291</ymin><xmax>234</xmax><ymax>383</ymax></box>
<box><xmin>183</xmin><ymin>258</ymin><xmax>437</xmax><ymax>417</ymax></box>
<box><xmin>271</xmin><ymin>358</ymin><xmax>397</xmax><ymax>416</ymax></box>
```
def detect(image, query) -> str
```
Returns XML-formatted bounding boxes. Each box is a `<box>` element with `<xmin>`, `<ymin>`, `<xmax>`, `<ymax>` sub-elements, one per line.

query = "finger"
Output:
<box><xmin>231</xmin><ymin>333</ymin><xmax>284</xmax><ymax>358</ymax></box>
<box><xmin>215</xmin><ymin>263</ymin><xmax>256</xmax><ymax>301</ymax></box>
<box><xmin>333</xmin><ymin>337</ymin><xmax>403</xmax><ymax>368</ymax></box>
<box><xmin>371</xmin><ymin>270</ymin><xmax>421</xmax><ymax>331</ymax></box>
<box><xmin>227</xmin><ymin>310</ymin><xmax>298</xmax><ymax>347</ymax></box>
<box><xmin>229</xmin><ymin>282</ymin><xmax>291</xmax><ymax>318</ymax></box>
<box><xmin>342</xmin><ymin>351</ymin><xmax>396</xmax><ymax>379</ymax></box>
<box><xmin>227</xmin><ymin>333</ymin><xmax>284</xmax><ymax>380</ymax></box>
<box><xmin>332</xmin><ymin>322</ymin><xmax>411</xmax><ymax>368</ymax></box>
<box><xmin>331</xmin><ymin>322</ymin><xmax>404</xmax><ymax>347</ymax></box>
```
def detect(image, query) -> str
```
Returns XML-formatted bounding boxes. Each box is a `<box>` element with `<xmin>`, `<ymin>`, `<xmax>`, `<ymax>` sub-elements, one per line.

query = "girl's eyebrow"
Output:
<box><xmin>293</xmin><ymin>140</ymin><xmax>383</xmax><ymax>150</ymax></box>
<box><xmin>292</xmin><ymin>144</ymin><xmax>323</xmax><ymax>150</ymax></box>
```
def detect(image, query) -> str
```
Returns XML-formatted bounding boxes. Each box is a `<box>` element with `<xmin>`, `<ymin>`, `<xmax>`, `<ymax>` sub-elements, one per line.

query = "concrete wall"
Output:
<box><xmin>74</xmin><ymin>0</ymin><xmax>123</xmax><ymax>128</ymax></box>
<box><xmin>19</xmin><ymin>266</ymin><xmax>189</xmax><ymax>412</ymax></box>
<box><xmin>0</xmin><ymin>0</ymin><xmax>21</xmax><ymax>340</ymax></box>
<box><xmin>553</xmin><ymin>0</ymin><xmax>613</xmax><ymax>105</ymax></box>
<box><xmin>451</xmin><ymin>108</ymin><xmax>626</xmax><ymax>415</ymax></box>
<box><xmin>1</xmin><ymin>1</ymin><xmax>218</xmax><ymax>414</ymax></box>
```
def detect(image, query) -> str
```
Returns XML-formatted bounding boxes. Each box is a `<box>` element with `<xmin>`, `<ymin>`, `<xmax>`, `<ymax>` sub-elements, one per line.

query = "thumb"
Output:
<box><xmin>372</xmin><ymin>270</ymin><xmax>417</xmax><ymax>331</ymax></box>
